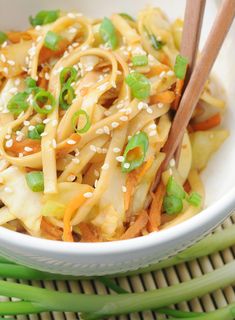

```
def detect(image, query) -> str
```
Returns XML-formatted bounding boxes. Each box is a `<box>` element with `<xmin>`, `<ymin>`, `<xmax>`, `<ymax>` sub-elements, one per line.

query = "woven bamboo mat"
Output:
<box><xmin>1</xmin><ymin>214</ymin><xmax>235</xmax><ymax>320</ymax></box>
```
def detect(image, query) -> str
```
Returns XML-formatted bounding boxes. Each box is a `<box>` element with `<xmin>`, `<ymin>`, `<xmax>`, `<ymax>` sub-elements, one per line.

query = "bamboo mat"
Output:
<box><xmin>1</xmin><ymin>214</ymin><xmax>235</xmax><ymax>320</ymax></box>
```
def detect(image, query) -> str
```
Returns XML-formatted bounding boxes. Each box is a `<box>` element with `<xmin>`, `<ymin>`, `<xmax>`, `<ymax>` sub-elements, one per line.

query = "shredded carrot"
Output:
<box><xmin>171</xmin><ymin>78</ymin><xmax>184</xmax><ymax>110</ymax></box>
<box><xmin>7</xmin><ymin>138</ymin><xmax>41</xmax><ymax>156</ymax></box>
<box><xmin>183</xmin><ymin>180</ymin><xmax>191</xmax><ymax>193</ymax></box>
<box><xmin>146</xmin><ymin>64</ymin><xmax>170</xmax><ymax>78</ymax></box>
<box><xmin>121</xmin><ymin>210</ymin><xmax>149</xmax><ymax>240</ymax></box>
<box><xmin>39</xmin><ymin>38</ymin><xmax>69</xmax><ymax>64</ymax></box>
<box><xmin>6</xmin><ymin>31</ymin><xmax>32</xmax><ymax>43</ymax></box>
<box><xmin>56</xmin><ymin>133</ymin><xmax>81</xmax><ymax>158</ymax></box>
<box><xmin>148</xmin><ymin>181</ymin><xmax>166</xmax><ymax>232</ymax></box>
<box><xmin>124</xmin><ymin>157</ymin><xmax>154</xmax><ymax>212</ymax></box>
<box><xmin>63</xmin><ymin>187</ymin><xmax>93</xmax><ymax>242</ymax></box>
<box><xmin>192</xmin><ymin>103</ymin><xmax>204</xmax><ymax>119</ymax></box>
<box><xmin>191</xmin><ymin>113</ymin><xmax>221</xmax><ymax>131</ymax></box>
<box><xmin>41</xmin><ymin>218</ymin><xmax>63</xmax><ymax>240</ymax></box>
<box><xmin>161</xmin><ymin>213</ymin><xmax>175</xmax><ymax>225</ymax></box>
<box><xmin>79</xmin><ymin>222</ymin><xmax>100</xmax><ymax>242</ymax></box>
<box><xmin>160</xmin><ymin>53</ymin><xmax>171</xmax><ymax>67</ymax></box>
<box><xmin>150</xmin><ymin>90</ymin><xmax>176</xmax><ymax>105</ymax></box>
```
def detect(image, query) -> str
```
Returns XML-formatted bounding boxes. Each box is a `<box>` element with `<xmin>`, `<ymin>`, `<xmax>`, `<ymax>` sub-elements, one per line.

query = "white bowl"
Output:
<box><xmin>0</xmin><ymin>0</ymin><xmax>234</xmax><ymax>276</ymax></box>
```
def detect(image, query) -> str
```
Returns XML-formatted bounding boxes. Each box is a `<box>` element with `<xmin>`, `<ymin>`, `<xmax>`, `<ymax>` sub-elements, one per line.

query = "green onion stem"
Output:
<box><xmin>157</xmin><ymin>307</ymin><xmax>202</xmax><ymax>318</ymax></box>
<box><xmin>98</xmin><ymin>277</ymin><xmax>129</xmax><ymax>294</ymax></box>
<box><xmin>0</xmin><ymin>261</ymin><xmax>234</xmax><ymax>318</ymax></box>
<box><xmin>0</xmin><ymin>301</ymin><xmax>46</xmax><ymax>315</ymax></box>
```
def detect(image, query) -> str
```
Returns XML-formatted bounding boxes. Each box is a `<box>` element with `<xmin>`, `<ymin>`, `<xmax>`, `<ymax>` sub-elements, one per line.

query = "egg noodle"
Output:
<box><xmin>0</xmin><ymin>8</ymin><xmax>228</xmax><ymax>242</ymax></box>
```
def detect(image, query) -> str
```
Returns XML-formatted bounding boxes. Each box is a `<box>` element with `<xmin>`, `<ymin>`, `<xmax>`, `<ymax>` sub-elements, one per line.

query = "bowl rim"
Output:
<box><xmin>0</xmin><ymin>185</ymin><xmax>234</xmax><ymax>256</ymax></box>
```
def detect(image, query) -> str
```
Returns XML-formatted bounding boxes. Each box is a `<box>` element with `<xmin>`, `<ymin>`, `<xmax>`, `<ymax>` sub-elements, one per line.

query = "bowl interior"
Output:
<box><xmin>0</xmin><ymin>0</ymin><xmax>234</xmax><ymax>208</ymax></box>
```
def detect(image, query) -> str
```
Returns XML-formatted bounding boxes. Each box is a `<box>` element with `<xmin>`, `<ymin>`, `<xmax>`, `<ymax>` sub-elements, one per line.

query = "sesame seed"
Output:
<box><xmin>14</xmin><ymin>79</ymin><xmax>20</xmax><ymax>86</ymax></box>
<box><xmin>90</xmin><ymin>145</ymin><xmax>97</xmax><ymax>152</ymax></box>
<box><xmin>16</xmin><ymin>135</ymin><xmax>23</xmax><ymax>142</ymax></box>
<box><xmin>45</xmin><ymin>105</ymin><xmax>52</xmax><ymax>111</ymax></box>
<box><xmin>116</xmin><ymin>156</ymin><xmax>124</xmax><ymax>163</ymax></box>
<box><xmin>167</xmin><ymin>70</ymin><xmax>174</xmax><ymax>76</ymax></box>
<box><xmin>3</xmin><ymin>67</ymin><xmax>8</xmax><ymax>74</ymax></box>
<box><xmin>51</xmin><ymin>139</ymin><xmax>57</xmax><ymax>148</ymax></box>
<box><xmin>111</xmin><ymin>122</ymin><xmax>119</xmax><ymax>128</ymax></box>
<box><xmin>23</xmin><ymin>120</ymin><xmax>30</xmax><ymax>126</ymax></box>
<box><xmin>72</xmin><ymin>158</ymin><xmax>80</xmax><ymax>164</ymax></box>
<box><xmin>146</xmin><ymin>107</ymin><xmax>153</xmax><ymax>114</ymax></box>
<box><xmin>28</xmin><ymin>125</ymin><xmax>35</xmax><ymax>131</ymax></box>
<box><xmin>149</xmin><ymin>130</ymin><xmax>157</xmax><ymax>137</ymax></box>
<box><xmin>44</xmin><ymin>72</ymin><xmax>50</xmax><ymax>80</ymax></box>
<box><xmin>67</xmin><ymin>174</ymin><xmax>76</xmax><ymax>182</ymax></box>
<box><xmin>157</xmin><ymin>103</ymin><xmax>164</xmax><ymax>109</ymax></box>
<box><xmin>5</xmin><ymin>139</ymin><xmax>13</xmax><ymax>148</ymax></box>
<box><xmin>138</xmin><ymin>101</ymin><xmax>148</xmax><ymax>110</ymax></box>
<box><xmin>40</xmin><ymin>132</ymin><xmax>48</xmax><ymax>137</ymax></box>
<box><xmin>104</xmin><ymin>110</ymin><xmax>111</xmax><ymax>116</ymax></box>
<box><xmin>101</xmin><ymin>163</ymin><xmax>109</xmax><ymax>170</ymax></box>
<box><xmin>94</xmin><ymin>170</ymin><xmax>99</xmax><ymax>177</ymax></box>
<box><xmin>113</xmin><ymin>147</ymin><xmax>121</xmax><ymax>153</ymax></box>
<box><xmin>68</xmin><ymin>12</ymin><xmax>76</xmax><ymax>18</ymax></box>
<box><xmin>51</xmin><ymin>119</ymin><xmax>58</xmax><ymax>127</ymax></box>
<box><xmin>122</xmin><ymin>186</ymin><xmax>127</xmax><ymax>193</ymax></box>
<box><xmin>83</xmin><ymin>192</ymin><xmax>93</xmax><ymax>198</ymax></box>
<box><xmin>5</xmin><ymin>134</ymin><xmax>11</xmax><ymax>140</ymax></box>
<box><xmin>43</xmin><ymin>118</ymin><xmax>50</xmax><ymax>124</ymax></box>
<box><xmin>7</xmin><ymin>60</ymin><xmax>15</xmax><ymax>66</ymax></box>
<box><xmin>24</xmin><ymin>147</ymin><xmax>33</xmax><ymax>152</ymax></box>
<box><xmin>169</xmin><ymin>159</ymin><xmax>176</xmax><ymax>167</ymax></box>
<box><xmin>123</xmin><ymin>162</ymin><xmax>130</xmax><ymax>169</ymax></box>
<box><xmin>149</xmin><ymin>123</ymin><xmax>157</xmax><ymax>130</ymax></box>
<box><xmin>35</xmin><ymin>25</ymin><xmax>42</xmax><ymax>31</ymax></box>
<box><xmin>98</xmin><ymin>83</ymin><xmax>109</xmax><ymax>91</ymax></box>
<box><xmin>75</xmin><ymin>149</ymin><xmax>80</xmax><ymax>156</ymax></box>
<box><xmin>96</xmin><ymin>147</ymin><xmax>102</xmax><ymax>154</ymax></box>
<box><xmin>4</xmin><ymin>187</ymin><xmax>13</xmax><ymax>193</ymax></box>
<box><xmin>103</xmin><ymin>126</ymin><xmax>110</xmax><ymax>135</ymax></box>
<box><xmin>94</xmin><ymin>179</ymin><xmax>98</xmax><ymax>188</ymax></box>
<box><xmin>18</xmin><ymin>152</ymin><xmax>24</xmax><ymax>158</ymax></box>
<box><xmin>0</xmin><ymin>54</ymin><xmax>6</xmax><ymax>62</ymax></box>
<box><xmin>16</xmin><ymin>130</ymin><xmax>24</xmax><ymax>136</ymax></box>
<box><xmin>67</xmin><ymin>139</ymin><xmax>76</xmax><ymax>145</ymax></box>
<box><xmin>120</xmin><ymin>116</ymin><xmax>128</xmax><ymax>122</ymax></box>
<box><xmin>1</xmin><ymin>41</ymin><xmax>7</xmax><ymax>48</ymax></box>
<box><xmin>159</xmin><ymin>71</ymin><xmax>166</xmax><ymax>79</ymax></box>
<box><xmin>96</xmin><ymin>128</ymin><xmax>104</xmax><ymax>134</ymax></box>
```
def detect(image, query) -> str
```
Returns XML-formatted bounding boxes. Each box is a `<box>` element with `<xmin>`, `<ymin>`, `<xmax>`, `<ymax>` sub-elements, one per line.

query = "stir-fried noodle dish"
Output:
<box><xmin>0</xmin><ymin>8</ymin><xmax>228</xmax><ymax>242</ymax></box>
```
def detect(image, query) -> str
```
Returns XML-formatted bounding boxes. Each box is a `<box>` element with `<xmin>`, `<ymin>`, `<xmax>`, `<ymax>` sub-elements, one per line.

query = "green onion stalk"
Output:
<box><xmin>0</xmin><ymin>260</ymin><xmax>234</xmax><ymax>318</ymax></box>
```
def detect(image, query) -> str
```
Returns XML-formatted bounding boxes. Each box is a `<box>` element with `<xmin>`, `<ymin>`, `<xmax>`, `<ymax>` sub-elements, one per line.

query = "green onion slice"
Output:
<box><xmin>99</xmin><ymin>17</ymin><xmax>118</xmax><ymax>49</ymax></box>
<box><xmin>7</xmin><ymin>92</ymin><xmax>29</xmax><ymax>116</ymax></box>
<box><xmin>174</xmin><ymin>54</ymin><xmax>188</xmax><ymax>79</ymax></box>
<box><xmin>163</xmin><ymin>195</ymin><xmax>183</xmax><ymax>215</ymax></box>
<box><xmin>32</xmin><ymin>89</ymin><xmax>56</xmax><ymax>114</ymax></box>
<box><xmin>150</xmin><ymin>34</ymin><xmax>164</xmax><ymax>50</ymax></box>
<box><xmin>72</xmin><ymin>109</ymin><xmax>91</xmax><ymax>134</ymax></box>
<box><xmin>121</xmin><ymin>131</ymin><xmax>149</xmax><ymax>173</ymax></box>
<box><xmin>132</xmin><ymin>55</ymin><xmax>148</xmax><ymax>67</ymax></box>
<box><xmin>60</xmin><ymin>67</ymin><xmax>77</xmax><ymax>86</ymax></box>
<box><xmin>125</xmin><ymin>71</ymin><xmax>151</xmax><ymax>100</ymax></box>
<box><xmin>44</xmin><ymin>31</ymin><xmax>61</xmax><ymax>51</ymax></box>
<box><xmin>25</xmin><ymin>77</ymin><xmax>37</xmax><ymax>89</ymax></box>
<box><xmin>25</xmin><ymin>171</ymin><xmax>44</xmax><ymax>192</ymax></box>
<box><xmin>59</xmin><ymin>85</ymin><xmax>75</xmax><ymax>110</ymax></box>
<box><xmin>28</xmin><ymin>124</ymin><xmax>45</xmax><ymax>140</ymax></box>
<box><xmin>187</xmin><ymin>192</ymin><xmax>202</xmax><ymax>207</ymax></box>
<box><xmin>119</xmin><ymin>13</ymin><xmax>135</xmax><ymax>22</ymax></box>
<box><xmin>166</xmin><ymin>176</ymin><xmax>185</xmax><ymax>199</ymax></box>
<box><xmin>29</xmin><ymin>10</ymin><xmax>60</xmax><ymax>27</ymax></box>
<box><xmin>0</xmin><ymin>31</ymin><xmax>7</xmax><ymax>44</ymax></box>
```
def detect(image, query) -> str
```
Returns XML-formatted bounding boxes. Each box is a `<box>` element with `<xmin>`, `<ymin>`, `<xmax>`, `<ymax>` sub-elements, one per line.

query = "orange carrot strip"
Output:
<box><xmin>63</xmin><ymin>186</ymin><xmax>93</xmax><ymax>242</ymax></box>
<box><xmin>41</xmin><ymin>218</ymin><xmax>63</xmax><ymax>240</ymax></box>
<box><xmin>191</xmin><ymin>113</ymin><xmax>221</xmax><ymax>131</ymax></box>
<box><xmin>160</xmin><ymin>53</ymin><xmax>171</xmax><ymax>67</ymax></box>
<box><xmin>39</xmin><ymin>38</ymin><xmax>69</xmax><ymax>64</ymax></box>
<box><xmin>171</xmin><ymin>78</ymin><xmax>184</xmax><ymax>110</ymax></box>
<box><xmin>150</xmin><ymin>90</ymin><xmax>176</xmax><ymax>105</ymax></box>
<box><xmin>148</xmin><ymin>181</ymin><xmax>166</xmax><ymax>232</ymax></box>
<box><xmin>183</xmin><ymin>180</ymin><xmax>191</xmax><ymax>193</ymax></box>
<box><xmin>79</xmin><ymin>222</ymin><xmax>100</xmax><ymax>242</ymax></box>
<box><xmin>7</xmin><ymin>138</ymin><xmax>41</xmax><ymax>156</ymax></box>
<box><xmin>56</xmin><ymin>133</ymin><xmax>81</xmax><ymax>158</ymax></box>
<box><xmin>6</xmin><ymin>31</ymin><xmax>32</xmax><ymax>43</ymax></box>
<box><xmin>121</xmin><ymin>210</ymin><xmax>149</xmax><ymax>240</ymax></box>
<box><xmin>146</xmin><ymin>64</ymin><xmax>170</xmax><ymax>78</ymax></box>
<box><xmin>161</xmin><ymin>213</ymin><xmax>175</xmax><ymax>225</ymax></box>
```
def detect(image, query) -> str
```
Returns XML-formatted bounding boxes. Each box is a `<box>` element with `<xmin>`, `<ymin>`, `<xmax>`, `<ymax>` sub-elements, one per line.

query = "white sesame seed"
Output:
<box><xmin>94</xmin><ymin>170</ymin><xmax>99</xmax><ymax>177</ymax></box>
<box><xmin>116</xmin><ymin>156</ymin><xmax>124</xmax><ymax>163</ymax></box>
<box><xmin>1</xmin><ymin>41</ymin><xmax>7</xmax><ymax>48</ymax></box>
<box><xmin>18</xmin><ymin>152</ymin><xmax>24</xmax><ymax>158</ymax></box>
<box><xmin>98</xmin><ymin>83</ymin><xmax>109</xmax><ymax>91</ymax></box>
<box><xmin>103</xmin><ymin>126</ymin><xmax>110</xmax><ymax>135</ymax></box>
<box><xmin>148</xmin><ymin>123</ymin><xmax>157</xmax><ymax>130</ymax></box>
<box><xmin>113</xmin><ymin>147</ymin><xmax>121</xmax><ymax>153</ymax></box>
<box><xmin>4</xmin><ymin>187</ymin><xmax>13</xmax><ymax>193</ymax></box>
<box><xmin>96</xmin><ymin>147</ymin><xmax>102</xmax><ymax>154</ymax></box>
<box><xmin>167</xmin><ymin>70</ymin><xmax>174</xmax><ymax>76</ymax></box>
<box><xmin>5</xmin><ymin>134</ymin><xmax>11</xmax><ymax>140</ymax></box>
<box><xmin>44</xmin><ymin>72</ymin><xmax>50</xmax><ymax>80</ymax></box>
<box><xmin>45</xmin><ymin>105</ymin><xmax>52</xmax><ymax>111</ymax></box>
<box><xmin>157</xmin><ymin>103</ymin><xmax>164</xmax><ymax>109</ymax></box>
<box><xmin>51</xmin><ymin>139</ymin><xmax>57</xmax><ymax>148</ymax></box>
<box><xmin>16</xmin><ymin>135</ymin><xmax>23</xmax><ymax>142</ymax></box>
<box><xmin>67</xmin><ymin>139</ymin><xmax>76</xmax><ymax>145</ymax></box>
<box><xmin>146</xmin><ymin>107</ymin><xmax>153</xmax><ymax>114</ymax></box>
<box><xmin>5</xmin><ymin>139</ymin><xmax>13</xmax><ymax>148</ymax></box>
<box><xmin>3</xmin><ymin>67</ymin><xmax>8</xmax><ymax>74</ymax></box>
<box><xmin>101</xmin><ymin>163</ymin><xmax>109</xmax><ymax>170</ymax></box>
<box><xmin>40</xmin><ymin>132</ymin><xmax>48</xmax><ymax>137</ymax></box>
<box><xmin>149</xmin><ymin>130</ymin><xmax>157</xmax><ymax>137</ymax></box>
<box><xmin>23</xmin><ymin>120</ymin><xmax>30</xmax><ymax>126</ymax></box>
<box><xmin>67</xmin><ymin>175</ymin><xmax>76</xmax><ymax>182</ymax></box>
<box><xmin>122</xmin><ymin>186</ymin><xmax>127</xmax><ymax>193</ymax></box>
<box><xmin>68</xmin><ymin>12</ymin><xmax>76</xmax><ymax>19</ymax></box>
<box><xmin>94</xmin><ymin>179</ymin><xmax>98</xmax><ymax>188</ymax></box>
<box><xmin>96</xmin><ymin>128</ymin><xmax>104</xmax><ymax>135</ymax></box>
<box><xmin>35</xmin><ymin>25</ymin><xmax>42</xmax><ymax>31</ymax></box>
<box><xmin>125</xmin><ymin>108</ymin><xmax>132</xmax><ymax>115</ymax></box>
<box><xmin>90</xmin><ymin>145</ymin><xmax>97</xmax><ymax>152</ymax></box>
<box><xmin>72</xmin><ymin>158</ymin><xmax>80</xmax><ymax>164</ymax></box>
<box><xmin>123</xmin><ymin>162</ymin><xmax>130</xmax><ymax>169</ymax></box>
<box><xmin>7</xmin><ymin>60</ymin><xmax>15</xmax><ymax>66</ymax></box>
<box><xmin>104</xmin><ymin>110</ymin><xmax>111</xmax><ymax>116</ymax></box>
<box><xmin>43</xmin><ymin>118</ymin><xmax>50</xmax><ymax>124</ymax></box>
<box><xmin>138</xmin><ymin>102</ymin><xmax>148</xmax><ymax>110</ymax></box>
<box><xmin>159</xmin><ymin>71</ymin><xmax>166</xmax><ymax>79</ymax></box>
<box><xmin>111</xmin><ymin>122</ymin><xmax>119</xmax><ymax>128</ymax></box>
<box><xmin>75</xmin><ymin>149</ymin><xmax>80</xmax><ymax>156</ymax></box>
<box><xmin>0</xmin><ymin>54</ymin><xmax>6</xmax><ymax>63</ymax></box>
<box><xmin>28</xmin><ymin>125</ymin><xmax>35</xmax><ymax>131</ymax></box>
<box><xmin>169</xmin><ymin>159</ymin><xmax>176</xmax><ymax>167</ymax></box>
<box><xmin>83</xmin><ymin>192</ymin><xmax>93</xmax><ymax>198</ymax></box>
<box><xmin>51</xmin><ymin>119</ymin><xmax>58</xmax><ymax>127</ymax></box>
<box><xmin>24</xmin><ymin>147</ymin><xmax>33</xmax><ymax>152</ymax></box>
<box><xmin>14</xmin><ymin>79</ymin><xmax>20</xmax><ymax>86</ymax></box>
<box><xmin>120</xmin><ymin>116</ymin><xmax>128</xmax><ymax>122</ymax></box>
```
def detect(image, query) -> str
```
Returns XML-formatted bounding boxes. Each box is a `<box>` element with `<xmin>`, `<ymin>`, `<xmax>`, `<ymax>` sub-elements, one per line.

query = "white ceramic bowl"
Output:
<box><xmin>0</xmin><ymin>0</ymin><xmax>234</xmax><ymax>276</ymax></box>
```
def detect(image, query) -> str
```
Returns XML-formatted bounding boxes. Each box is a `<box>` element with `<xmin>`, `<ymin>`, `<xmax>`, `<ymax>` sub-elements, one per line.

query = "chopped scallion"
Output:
<box><xmin>119</xmin><ymin>13</ymin><xmax>135</xmax><ymax>22</ymax></box>
<box><xmin>166</xmin><ymin>176</ymin><xmax>185</xmax><ymax>199</ymax></box>
<box><xmin>25</xmin><ymin>171</ymin><xmax>44</xmax><ymax>192</ymax></box>
<box><xmin>125</xmin><ymin>71</ymin><xmax>151</xmax><ymax>100</ymax></box>
<box><xmin>72</xmin><ymin>109</ymin><xmax>91</xmax><ymax>134</ymax></box>
<box><xmin>0</xmin><ymin>31</ymin><xmax>7</xmax><ymax>44</ymax></box>
<box><xmin>7</xmin><ymin>92</ymin><xmax>29</xmax><ymax>116</ymax></box>
<box><xmin>28</xmin><ymin>124</ymin><xmax>45</xmax><ymax>140</ymax></box>
<box><xmin>121</xmin><ymin>131</ymin><xmax>149</xmax><ymax>173</ymax></box>
<box><xmin>131</xmin><ymin>55</ymin><xmax>148</xmax><ymax>67</ymax></box>
<box><xmin>149</xmin><ymin>34</ymin><xmax>164</xmax><ymax>50</ymax></box>
<box><xmin>44</xmin><ymin>31</ymin><xmax>61</xmax><ymax>51</ymax></box>
<box><xmin>187</xmin><ymin>192</ymin><xmax>202</xmax><ymax>207</ymax></box>
<box><xmin>29</xmin><ymin>10</ymin><xmax>60</xmax><ymax>27</ymax></box>
<box><xmin>32</xmin><ymin>89</ymin><xmax>56</xmax><ymax>114</ymax></box>
<box><xmin>174</xmin><ymin>54</ymin><xmax>188</xmax><ymax>79</ymax></box>
<box><xmin>59</xmin><ymin>85</ymin><xmax>75</xmax><ymax>110</ymax></box>
<box><xmin>163</xmin><ymin>195</ymin><xmax>183</xmax><ymax>215</ymax></box>
<box><xmin>60</xmin><ymin>67</ymin><xmax>77</xmax><ymax>86</ymax></box>
<box><xmin>99</xmin><ymin>17</ymin><xmax>118</xmax><ymax>49</ymax></box>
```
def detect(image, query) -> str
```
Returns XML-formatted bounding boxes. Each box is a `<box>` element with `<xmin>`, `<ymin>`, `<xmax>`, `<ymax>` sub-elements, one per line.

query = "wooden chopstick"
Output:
<box><xmin>174</xmin><ymin>0</ymin><xmax>206</xmax><ymax>164</ymax></box>
<box><xmin>152</xmin><ymin>0</ymin><xmax>235</xmax><ymax>192</ymax></box>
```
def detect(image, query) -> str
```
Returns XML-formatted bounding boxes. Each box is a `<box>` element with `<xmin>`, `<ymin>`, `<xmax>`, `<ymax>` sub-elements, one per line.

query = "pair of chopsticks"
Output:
<box><xmin>152</xmin><ymin>0</ymin><xmax>235</xmax><ymax>192</ymax></box>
